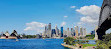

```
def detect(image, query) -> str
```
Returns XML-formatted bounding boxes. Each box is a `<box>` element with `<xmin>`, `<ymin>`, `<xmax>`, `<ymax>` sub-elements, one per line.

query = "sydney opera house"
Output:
<box><xmin>0</xmin><ymin>30</ymin><xmax>18</xmax><ymax>39</ymax></box>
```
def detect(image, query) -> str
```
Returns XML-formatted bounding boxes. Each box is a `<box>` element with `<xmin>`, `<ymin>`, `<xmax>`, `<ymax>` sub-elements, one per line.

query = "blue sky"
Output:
<box><xmin>0</xmin><ymin>0</ymin><xmax>103</xmax><ymax>35</ymax></box>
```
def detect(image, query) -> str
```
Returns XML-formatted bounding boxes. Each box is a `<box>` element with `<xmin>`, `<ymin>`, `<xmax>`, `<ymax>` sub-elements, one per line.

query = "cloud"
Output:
<box><xmin>80</xmin><ymin>16</ymin><xmax>98</xmax><ymax>23</ymax></box>
<box><xmin>61</xmin><ymin>22</ymin><xmax>66</xmax><ymax>26</ymax></box>
<box><xmin>76</xmin><ymin>5</ymin><xmax>101</xmax><ymax>26</ymax></box>
<box><xmin>24</xmin><ymin>22</ymin><xmax>46</xmax><ymax>33</ymax></box>
<box><xmin>64</xmin><ymin>16</ymin><xmax>68</xmax><ymax>18</ymax></box>
<box><xmin>70</xmin><ymin>6</ymin><xmax>76</xmax><ymax>8</ymax></box>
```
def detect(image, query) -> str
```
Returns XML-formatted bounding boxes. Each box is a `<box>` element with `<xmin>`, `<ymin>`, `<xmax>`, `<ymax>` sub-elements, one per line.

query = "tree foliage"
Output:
<box><xmin>64</xmin><ymin>37</ymin><xmax>88</xmax><ymax>45</ymax></box>
<box><xmin>85</xmin><ymin>34</ymin><xmax>95</xmax><ymax>39</ymax></box>
<box><xmin>22</xmin><ymin>34</ymin><xmax>36</xmax><ymax>38</ymax></box>
<box><xmin>95</xmin><ymin>33</ymin><xmax>111</xmax><ymax>49</ymax></box>
<box><xmin>64</xmin><ymin>37</ymin><xmax>75</xmax><ymax>45</ymax></box>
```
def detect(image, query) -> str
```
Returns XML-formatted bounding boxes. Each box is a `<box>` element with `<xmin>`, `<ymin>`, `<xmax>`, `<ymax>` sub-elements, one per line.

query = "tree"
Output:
<box><xmin>95</xmin><ymin>33</ymin><xmax>111</xmax><ymax>49</ymax></box>
<box><xmin>64</xmin><ymin>37</ymin><xmax>75</xmax><ymax>45</ymax></box>
<box><xmin>85</xmin><ymin>34</ymin><xmax>95</xmax><ymax>39</ymax></box>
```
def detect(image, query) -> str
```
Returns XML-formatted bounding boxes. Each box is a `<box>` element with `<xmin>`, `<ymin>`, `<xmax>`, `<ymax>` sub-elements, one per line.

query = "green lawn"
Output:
<box><xmin>82</xmin><ymin>44</ymin><xmax>96</xmax><ymax>48</ymax></box>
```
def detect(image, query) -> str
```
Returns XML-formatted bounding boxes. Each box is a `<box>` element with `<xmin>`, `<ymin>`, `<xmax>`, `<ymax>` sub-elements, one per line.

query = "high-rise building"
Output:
<box><xmin>63</xmin><ymin>30</ymin><xmax>67</xmax><ymax>37</ymax></box>
<box><xmin>71</xmin><ymin>28</ymin><xmax>74</xmax><ymax>37</ymax></box>
<box><xmin>44</xmin><ymin>25</ymin><xmax>47</xmax><ymax>37</ymax></box>
<box><xmin>94</xmin><ymin>26</ymin><xmax>98</xmax><ymax>40</ymax></box>
<box><xmin>51</xmin><ymin>29</ymin><xmax>56</xmax><ymax>38</ymax></box>
<box><xmin>55</xmin><ymin>25</ymin><xmax>59</xmax><ymax>37</ymax></box>
<box><xmin>58</xmin><ymin>30</ymin><xmax>61</xmax><ymax>37</ymax></box>
<box><xmin>67</xmin><ymin>28</ymin><xmax>69</xmax><ymax>37</ymax></box>
<box><xmin>80</xmin><ymin>27</ymin><xmax>83</xmax><ymax>36</ymax></box>
<box><xmin>61</xmin><ymin>27</ymin><xmax>63</xmax><ymax>37</ymax></box>
<box><xmin>75</xmin><ymin>26</ymin><xmax>79</xmax><ymax>37</ymax></box>
<box><xmin>67</xmin><ymin>28</ymin><xmax>72</xmax><ymax>37</ymax></box>
<box><xmin>47</xmin><ymin>23</ymin><xmax>52</xmax><ymax>38</ymax></box>
<box><xmin>83</xmin><ymin>28</ymin><xmax>86</xmax><ymax>36</ymax></box>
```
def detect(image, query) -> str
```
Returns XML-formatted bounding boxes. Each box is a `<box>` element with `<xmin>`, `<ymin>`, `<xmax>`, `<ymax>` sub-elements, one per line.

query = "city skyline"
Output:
<box><xmin>42</xmin><ymin>23</ymin><xmax>87</xmax><ymax>38</ymax></box>
<box><xmin>0</xmin><ymin>0</ymin><xmax>105</xmax><ymax>35</ymax></box>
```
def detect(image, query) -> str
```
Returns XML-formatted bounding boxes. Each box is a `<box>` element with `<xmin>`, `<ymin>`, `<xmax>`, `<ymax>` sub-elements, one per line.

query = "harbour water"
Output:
<box><xmin>0</xmin><ymin>39</ymin><xmax>96</xmax><ymax>49</ymax></box>
<box><xmin>0</xmin><ymin>39</ymin><xmax>69</xmax><ymax>49</ymax></box>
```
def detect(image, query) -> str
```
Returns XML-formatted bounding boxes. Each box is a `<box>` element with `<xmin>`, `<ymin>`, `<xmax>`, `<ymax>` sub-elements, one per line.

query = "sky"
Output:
<box><xmin>0</xmin><ymin>0</ymin><xmax>105</xmax><ymax>35</ymax></box>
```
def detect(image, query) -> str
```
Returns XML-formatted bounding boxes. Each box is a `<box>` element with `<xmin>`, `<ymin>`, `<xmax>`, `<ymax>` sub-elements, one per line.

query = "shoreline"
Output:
<box><xmin>61</xmin><ymin>43</ymin><xmax>96</xmax><ymax>49</ymax></box>
<box><xmin>61</xmin><ymin>43</ymin><xmax>76</xmax><ymax>49</ymax></box>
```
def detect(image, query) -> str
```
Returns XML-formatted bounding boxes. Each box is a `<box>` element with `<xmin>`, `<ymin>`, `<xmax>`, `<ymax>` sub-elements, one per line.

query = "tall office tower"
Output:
<box><xmin>67</xmin><ymin>28</ymin><xmax>69</xmax><ymax>37</ymax></box>
<box><xmin>47</xmin><ymin>23</ymin><xmax>51</xmax><ymax>38</ymax></box>
<box><xmin>58</xmin><ymin>30</ymin><xmax>61</xmax><ymax>37</ymax></box>
<box><xmin>51</xmin><ymin>29</ymin><xmax>56</xmax><ymax>38</ymax></box>
<box><xmin>83</xmin><ymin>28</ymin><xmax>86</xmax><ymax>36</ymax></box>
<box><xmin>83</xmin><ymin>28</ymin><xmax>86</xmax><ymax>37</ymax></box>
<box><xmin>75</xmin><ymin>26</ymin><xmax>79</xmax><ymax>37</ymax></box>
<box><xmin>74</xmin><ymin>30</ymin><xmax>76</xmax><ymax>36</ymax></box>
<box><xmin>67</xmin><ymin>28</ymin><xmax>71</xmax><ymax>37</ymax></box>
<box><xmin>55</xmin><ymin>25</ymin><xmax>59</xmax><ymax>37</ymax></box>
<box><xmin>94</xmin><ymin>26</ymin><xmax>98</xmax><ymax>40</ymax></box>
<box><xmin>61</xmin><ymin>27</ymin><xmax>63</xmax><ymax>37</ymax></box>
<box><xmin>44</xmin><ymin>25</ymin><xmax>47</xmax><ymax>37</ymax></box>
<box><xmin>63</xmin><ymin>30</ymin><xmax>67</xmax><ymax>37</ymax></box>
<box><xmin>71</xmin><ymin>28</ymin><xmax>74</xmax><ymax>37</ymax></box>
<box><xmin>80</xmin><ymin>27</ymin><xmax>83</xmax><ymax>36</ymax></box>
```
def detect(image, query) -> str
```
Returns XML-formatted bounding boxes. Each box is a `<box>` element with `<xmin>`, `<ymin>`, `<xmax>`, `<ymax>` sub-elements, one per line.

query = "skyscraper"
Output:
<box><xmin>67</xmin><ymin>28</ymin><xmax>69</xmax><ymax>37</ymax></box>
<box><xmin>75</xmin><ymin>26</ymin><xmax>79</xmax><ymax>37</ymax></box>
<box><xmin>83</xmin><ymin>28</ymin><xmax>86</xmax><ymax>37</ymax></box>
<box><xmin>51</xmin><ymin>29</ymin><xmax>56</xmax><ymax>38</ymax></box>
<box><xmin>47</xmin><ymin>23</ymin><xmax>51</xmax><ymax>38</ymax></box>
<box><xmin>55</xmin><ymin>25</ymin><xmax>59</xmax><ymax>37</ymax></box>
<box><xmin>63</xmin><ymin>30</ymin><xmax>67</xmax><ymax>37</ymax></box>
<box><xmin>71</xmin><ymin>28</ymin><xmax>74</xmax><ymax>37</ymax></box>
<box><xmin>94</xmin><ymin>26</ymin><xmax>98</xmax><ymax>40</ymax></box>
<box><xmin>61</xmin><ymin>27</ymin><xmax>63</xmax><ymax>37</ymax></box>
<box><xmin>80</xmin><ymin>27</ymin><xmax>83</xmax><ymax>36</ymax></box>
<box><xmin>44</xmin><ymin>25</ymin><xmax>47</xmax><ymax>37</ymax></box>
<box><xmin>67</xmin><ymin>28</ymin><xmax>71</xmax><ymax>37</ymax></box>
<box><xmin>58</xmin><ymin>30</ymin><xmax>61</xmax><ymax>37</ymax></box>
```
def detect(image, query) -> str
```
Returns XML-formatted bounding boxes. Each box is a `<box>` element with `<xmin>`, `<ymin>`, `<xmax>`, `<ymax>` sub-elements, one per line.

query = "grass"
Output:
<box><xmin>82</xmin><ymin>44</ymin><xmax>96</xmax><ymax>48</ymax></box>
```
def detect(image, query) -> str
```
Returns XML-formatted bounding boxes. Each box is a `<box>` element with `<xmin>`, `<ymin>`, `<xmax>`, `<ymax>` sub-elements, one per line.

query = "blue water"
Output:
<box><xmin>0</xmin><ymin>39</ymin><xmax>69</xmax><ymax>49</ymax></box>
<box><xmin>0</xmin><ymin>39</ymin><xmax>96</xmax><ymax>49</ymax></box>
